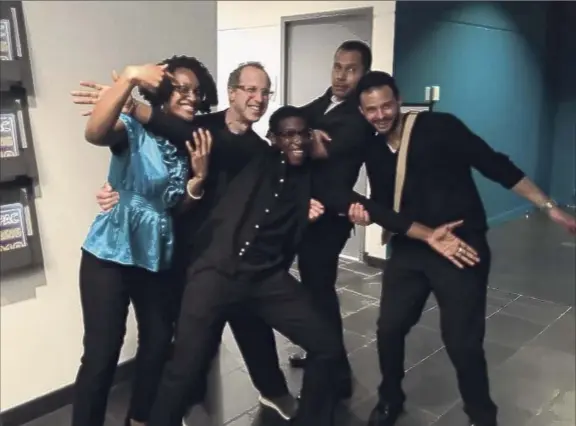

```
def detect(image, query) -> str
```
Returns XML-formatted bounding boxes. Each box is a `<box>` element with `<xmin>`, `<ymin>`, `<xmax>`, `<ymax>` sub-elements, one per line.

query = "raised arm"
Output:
<box><xmin>135</xmin><ymin>106</ymin><xmax>193</xmax><ymax>152</ymax></box>
<box><xmin>84</xmin><ymin>64</ymin><xmax>166</xmax><ymax>147</ymax></box>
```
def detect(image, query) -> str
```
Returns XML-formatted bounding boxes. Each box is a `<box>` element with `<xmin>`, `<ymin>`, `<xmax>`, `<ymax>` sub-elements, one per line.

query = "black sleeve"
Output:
<box><xmin>144</xmin><ymin>107</ymin><xmax>194</xmax><ymax>151</ymax></box>
<box><xmin>444</xmin><ymin>114</ymin><xmax>525</xmax><ymax>189</ymax></box>
<box><xmin>144</xmin><ymin>108</ymin><xmax>264</xmax><ymax>161</ymax></box>
<box><xmin>313</xmin><ymin>176</ymin><xmax>413</xmax><ymax>235</ymax></box>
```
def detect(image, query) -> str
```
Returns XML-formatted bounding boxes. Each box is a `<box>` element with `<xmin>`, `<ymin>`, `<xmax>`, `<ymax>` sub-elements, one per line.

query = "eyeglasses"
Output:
<box><xmin>235</xmin><ymin>85</ymin><xmax>274</xmax><ymax>98</ymax></box>
<box><xmin>173</xmin><ymin>84</ymin><xmax>202</xmax><ymax>98</ymax></box>
<box><xmin>275</xmin><ymin>129</ymin><xmax>311</xmax><ymax>140</ymax></box>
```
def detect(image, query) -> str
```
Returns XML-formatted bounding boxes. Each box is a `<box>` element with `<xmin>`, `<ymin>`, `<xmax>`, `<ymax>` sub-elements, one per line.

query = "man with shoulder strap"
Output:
<box><xmin>348</xmin><ymin>71</ymin><xmax>576</xmax><ymax>426</ymax></box>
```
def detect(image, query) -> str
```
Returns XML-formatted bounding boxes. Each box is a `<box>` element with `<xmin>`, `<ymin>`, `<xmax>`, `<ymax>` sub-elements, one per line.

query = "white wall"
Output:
<box><xmin>217</xmin><ymin>0</ymin><xmax>395</xmax><ymax>258</ymax></box>
<box><xmin>0</xmin><ymin>0</ymin><xmax>217</xmax><ymax>411</ymax></box>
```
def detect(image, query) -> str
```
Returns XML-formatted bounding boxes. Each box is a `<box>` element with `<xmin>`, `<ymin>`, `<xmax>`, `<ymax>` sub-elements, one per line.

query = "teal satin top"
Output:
<box><xmin>82</xmin><ymin>114</ymin><xmax>188</xmax><ymax>272</ymax></box>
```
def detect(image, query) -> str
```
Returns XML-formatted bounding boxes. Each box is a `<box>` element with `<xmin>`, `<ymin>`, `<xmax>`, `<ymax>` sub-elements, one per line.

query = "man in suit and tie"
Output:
<box><xmin>289</xmin><ymin>40</ymin><xmax>374</xmax><ymax>399</ymax></box>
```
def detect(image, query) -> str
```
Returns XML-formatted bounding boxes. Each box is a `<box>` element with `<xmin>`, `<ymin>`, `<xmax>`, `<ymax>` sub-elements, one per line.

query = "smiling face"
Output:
<box><xmin>359</xmin><ymin>85</ymin><xmax>401</xmax><ymax>135</ymax></box>
<box><xmin>271</xmin><ymin>116</ymin><xmax>312</xmax><ymax>166</ymax></box>
<box><xmin>165</xmin><ymin>67</ymin><xmax>200</xmax><ymax>121</ymax></box>
<box><xmin>228</xmin><ymin>66</ymin><xmax>271</xmax><ymax>124</ymax></box>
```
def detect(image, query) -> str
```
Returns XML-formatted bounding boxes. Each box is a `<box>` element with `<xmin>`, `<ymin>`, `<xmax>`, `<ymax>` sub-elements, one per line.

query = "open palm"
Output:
<box><xmin>70</xmin><ymin>71</ymin><xmax>133</xmax><ymax>116</ymax></box>
<box><xmin>427</xmin><ymin>221</ymin><xmax>480</xmax><ymax>268</ymax></box>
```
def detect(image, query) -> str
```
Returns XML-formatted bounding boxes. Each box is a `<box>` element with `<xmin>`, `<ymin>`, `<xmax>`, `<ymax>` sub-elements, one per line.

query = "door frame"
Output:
<box><xmin>279</xmin><ymin>7</ymin><xmax>374</xmax><ymax>105</ymax></box>
<box><xmin>280</xmin><ymin>7</ymin><xmax>374</xmax><ymax>262</ymax></box>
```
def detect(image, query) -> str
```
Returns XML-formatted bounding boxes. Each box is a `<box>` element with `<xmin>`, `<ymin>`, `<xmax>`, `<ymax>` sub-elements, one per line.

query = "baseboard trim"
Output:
<box><xmin>1</xmin><ymin>359</ymin><xmax>135</xmax><ymax>426</ymax></box>
<box><xmin>363</xmin><ymin>253</ymin><xmax>387</xmax><ymax>269</ymax></box>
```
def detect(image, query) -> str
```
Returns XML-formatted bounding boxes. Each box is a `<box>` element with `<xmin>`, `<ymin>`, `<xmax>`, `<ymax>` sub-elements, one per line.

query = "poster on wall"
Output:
<box><xmin>0</xmin><ymin>202</ymin><xmax>28</xmax><ymax>252</ymax></box>
<box><xmin>0</xmin><ymin>19</ymin><xmax>14</xmax><ymax>61</ymax></box>
<box><xmin>0</xmin><ymin>1</ymin><xmax>35</xmax><ymax>93</ymax></box>
<box><xmin>0</xmin><ymin>185</ymin><xmax>42</xmax><ymax>274</ymax></box>
<box><xmin>0</xmin><ymin>113</ymin><xmax>20</xmax><ymax>158</ymax></box>
<box><xmin>1</xmin><ymin>92</ymin><xmax>38</xmax><ymax>182</ymax></box>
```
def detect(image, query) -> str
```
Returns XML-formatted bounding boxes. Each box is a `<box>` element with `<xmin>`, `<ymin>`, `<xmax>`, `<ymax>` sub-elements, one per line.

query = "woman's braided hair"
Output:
<box><xmin>139</xmin><ymin>55</ymin><xmax>218</xmax><ymax>113</ymax></box>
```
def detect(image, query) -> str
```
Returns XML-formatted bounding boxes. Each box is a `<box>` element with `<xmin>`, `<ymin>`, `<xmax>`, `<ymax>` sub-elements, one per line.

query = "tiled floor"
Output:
<box><xmin>23</xmin><ymin>215</ymin><xmax>575</xmax><ymax>426</ymax></box>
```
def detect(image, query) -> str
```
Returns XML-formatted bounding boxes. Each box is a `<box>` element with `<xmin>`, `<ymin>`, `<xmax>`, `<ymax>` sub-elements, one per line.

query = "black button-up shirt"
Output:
<box><xmin>239</xmin><ymin>164</ymin><xmax>308</xmax><ymax>273</ymax></box>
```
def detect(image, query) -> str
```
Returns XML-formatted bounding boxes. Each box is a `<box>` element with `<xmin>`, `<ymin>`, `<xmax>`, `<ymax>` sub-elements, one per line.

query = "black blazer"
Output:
<box><xmin>300</xmin><ymin>89</ymin><xmax>374</xmax><ymax>213</ymax></box>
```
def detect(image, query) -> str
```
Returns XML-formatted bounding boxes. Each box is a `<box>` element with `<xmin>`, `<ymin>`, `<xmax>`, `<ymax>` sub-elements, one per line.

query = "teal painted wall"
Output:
<box><xmin>548</xmin><ymin>3</ymin><xmax>576</xmax><ymax>206</ymax></box>
<box><xmin>393</xmin><ymin>1</ymin><xmax>570</xmax><ymax>225</ymax></box>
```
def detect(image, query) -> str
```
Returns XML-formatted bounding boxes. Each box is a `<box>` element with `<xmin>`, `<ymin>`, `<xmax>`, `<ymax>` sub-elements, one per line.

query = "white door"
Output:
<box><xmin>284</xmin><ymin>11</ymin><xmax>372</xmax><ymax>260</ymax></box>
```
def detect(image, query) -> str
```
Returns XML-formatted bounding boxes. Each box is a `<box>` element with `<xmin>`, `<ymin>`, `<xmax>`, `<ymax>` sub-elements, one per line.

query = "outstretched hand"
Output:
<box><xmin>426</xmin><ymin>220</ymin><xmax>480</xmax><ymax>268</ymax></box>
<box><xmin>548</xmin><ymin>206</ymin><xmax>576</xmax><ymax>234</ymax></box>
<box><xmin>70</xmin><ymin>70</ymin><xmax>133</xmax><ymax>116</ymax></box>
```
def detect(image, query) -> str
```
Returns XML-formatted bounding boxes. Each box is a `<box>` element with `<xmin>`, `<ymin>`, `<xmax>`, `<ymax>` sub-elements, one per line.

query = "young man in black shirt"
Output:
<box><xmin>144</xmin><ymin>105</ymin><xmax>482</xmax><ymax>426</ymax></box>
<box><xmin>349</xmin><ymin>71</ymin><xmax>576</xmax><ymax>426</ymax></box>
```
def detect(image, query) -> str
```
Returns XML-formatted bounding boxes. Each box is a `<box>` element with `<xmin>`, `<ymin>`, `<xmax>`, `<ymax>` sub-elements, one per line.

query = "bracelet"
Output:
<box><xmin>186</xmin><ymin>180</ymin><xmax>204</xmax><ymax>200</ymax></box>
<box><xmin>540</xmin><ymin>200</ymin><xmax>556</xmax><ymax>210</ymax></box>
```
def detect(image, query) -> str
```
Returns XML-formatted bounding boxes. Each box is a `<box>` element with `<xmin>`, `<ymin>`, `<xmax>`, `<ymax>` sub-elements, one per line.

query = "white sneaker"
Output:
<box><xmin>258</xmin><ymin>394</ymin><xmax>298</xmax><ymax>420</ymax></box>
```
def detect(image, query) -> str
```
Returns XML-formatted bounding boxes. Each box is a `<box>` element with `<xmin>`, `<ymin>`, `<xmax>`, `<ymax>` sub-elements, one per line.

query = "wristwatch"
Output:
<box><xmin>540</xmin><ymin>200</ymin><xmax>556</xmax><ymax>210</ymax></box>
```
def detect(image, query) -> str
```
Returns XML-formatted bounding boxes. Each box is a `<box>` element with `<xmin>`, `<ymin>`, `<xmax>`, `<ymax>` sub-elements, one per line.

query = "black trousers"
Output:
<box><xmin>377</xmin><ymin>235</ymin><xmax>497</xmax><ymax>424</ymax></box>
<box><xmin>297</xmin><ymin>216</ymin><xmax>352</xmax><ymax>373</ymax></box>
<box><xmin>171</xmin><ymin>253</ymin><xmax>288</xmax><ymax>402</ymax></box>
<box><xmin>72</xmin><ymin>250</ymin><xmax>177</xmax><ymax>426</ymax></box>
<box><xmin>227</xmin><ymin>313</ymin><xmax>289</xmax><ymax>398</ymax></box>
<box><xmin>147</xmin><ymin>267</ymin><xmax>342</xmax><ymax>426</ymax></box>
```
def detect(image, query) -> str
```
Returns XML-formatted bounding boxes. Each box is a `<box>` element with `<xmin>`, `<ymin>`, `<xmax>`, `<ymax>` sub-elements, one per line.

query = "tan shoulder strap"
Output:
<box><xmin>393</xmin><ymin>112</ymin><xmax>419</xmax><ymax>213</ymax></box>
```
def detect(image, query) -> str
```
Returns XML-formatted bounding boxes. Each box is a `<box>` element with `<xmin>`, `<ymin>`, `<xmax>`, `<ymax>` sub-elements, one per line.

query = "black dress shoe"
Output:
<box><xmin>289</xmin><ymin>352</ymin><xmax>307</xmax><ymax>368</ymax></box>
<box><xmin>368</xmin><ymin>403</ymin><xmax>404</xmax><ymax>426</ymax></box>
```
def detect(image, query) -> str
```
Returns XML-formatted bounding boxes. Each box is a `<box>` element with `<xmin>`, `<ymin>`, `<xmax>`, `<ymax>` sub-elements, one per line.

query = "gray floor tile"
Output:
<box><xmin>347</xmin><ymin>342</ymin><xmax>381</xmax><ymax>404</ymax></box>
<box><xmin>344</xmin><ymin>278</ymin><xmax>382</xmax><ymax>300</ymax></box>
<box><xmin>490</xmin><ymin>373</ymin><xmax>561</xmax><ymax>418</ymax></box>
<box><xmin>526</xmin><ymin>390</ymin><xmax>576</xmax><ymax>426</ymax></box>
<box><xmin>402</xmin><ymin>350</ymin><xmax>463</xmax><ymax>417</ymax></box>
<box><xmin>338</xmin><ymin>287</ymin><xmax>378</xmax><ymax>318</ymax></box>
<box><xmin>485</xmin><ymin>311</ymin><xmax>547</xmax><ymax>349</ymax></box>
<box><xmin>494</xmin><ymin>345</ymin><xmax>576</xmax><ymax>393</ymax></box>
<box><xmin>219</xmin><ymin>368</ymin><xmax>259</xmax><ymax>422</ymax></box>
<box><xmin>488</xmin><ymin>213</ymin><xmax>575</xmax><ymax>306</ymax></box>
<box><xmin>498</xmin><ymin>296</ymin><xmax>570</xmax><ymax>326</ymax></box>
<box><xmin>432</xmin><ymin>400</ymin><xmax>534</xmax><ymax>426</ymax></box>
<box><xmin>342</xmin><ymin>304</ymin><xmax>379</xmax><ymax>338</ymax></box>
<box><xmin>527</xmin><ymin>309</ymin><xmax>575</xmax><ymax>355</ymax></box>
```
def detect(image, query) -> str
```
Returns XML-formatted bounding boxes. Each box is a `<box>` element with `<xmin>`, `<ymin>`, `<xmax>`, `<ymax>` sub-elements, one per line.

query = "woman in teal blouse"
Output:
<box><xmin>71</xmin><ymin>56</ymin><xmax>217</xmax><ymax>426</ymax></box>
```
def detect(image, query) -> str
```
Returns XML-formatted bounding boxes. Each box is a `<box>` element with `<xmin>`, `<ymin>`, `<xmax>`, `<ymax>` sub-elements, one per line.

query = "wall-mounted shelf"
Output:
<box><xmin>0</xmin><ymin>1</ymin><xmax>34</xmax><ymax>94</ymax></box>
